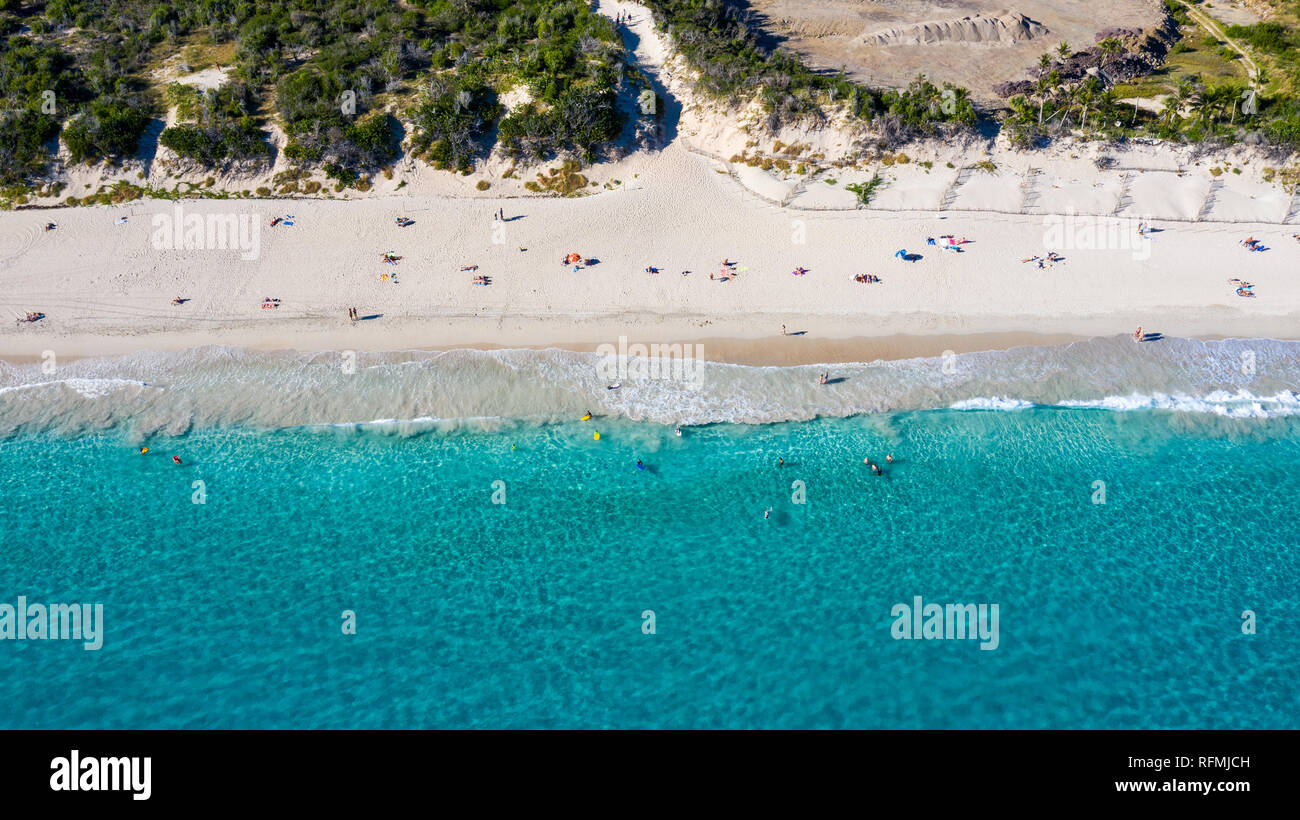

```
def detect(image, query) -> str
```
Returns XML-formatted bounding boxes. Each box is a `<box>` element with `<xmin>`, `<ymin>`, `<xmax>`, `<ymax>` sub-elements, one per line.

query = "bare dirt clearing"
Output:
<box><xmin>747</xmin><ymin>0</ymin><xmax>1167</xmax><ymax>103</ymax></box>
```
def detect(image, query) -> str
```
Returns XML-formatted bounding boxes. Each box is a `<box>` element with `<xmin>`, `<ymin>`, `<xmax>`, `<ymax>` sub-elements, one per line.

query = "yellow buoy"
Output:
<box><xmin>139</xmin><ymin>447</ymin><xmax>149</xmax><ymax>454</ymax></box>
<box><xmin>593</xmin><ymin>431</ymin><xmax>600</xmax><ymax>440</ymax></box>
<box><xmin>581</xmin><ymin>413</ymin><xmax>592</xmax><ymax>421</ymax></box>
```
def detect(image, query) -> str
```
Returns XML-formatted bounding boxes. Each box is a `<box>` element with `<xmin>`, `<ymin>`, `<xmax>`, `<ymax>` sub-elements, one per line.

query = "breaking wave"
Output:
<box><xmin>0</xmin><ymin>335</ymin><xmax>1298</xmax><ymax>437</ymax></box>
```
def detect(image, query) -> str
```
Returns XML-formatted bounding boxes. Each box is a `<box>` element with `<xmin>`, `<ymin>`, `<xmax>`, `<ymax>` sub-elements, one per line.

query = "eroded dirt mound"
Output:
<box><xmin>864</xmin><ymin>11</ymin><xmax>1049</xmax><ymax>47</ymax></box>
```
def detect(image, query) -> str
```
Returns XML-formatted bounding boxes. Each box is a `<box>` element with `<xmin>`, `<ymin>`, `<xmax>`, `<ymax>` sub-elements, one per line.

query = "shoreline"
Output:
<box><xmin>3</xmin><ymin>320</ymin><xmax>1298</xmax><ymax>367</ymax></box>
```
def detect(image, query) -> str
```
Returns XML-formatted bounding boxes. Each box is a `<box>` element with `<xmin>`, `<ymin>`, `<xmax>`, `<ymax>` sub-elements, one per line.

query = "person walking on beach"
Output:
<box><xmin>781</xmin><ymin>324</ymin><xmax>786</xmax><ymax>336</ymax></box>
<box><xmin>1133</xmin><ymin>326</ymin><xmax>1143</xmax><ymax>342</ymax></box>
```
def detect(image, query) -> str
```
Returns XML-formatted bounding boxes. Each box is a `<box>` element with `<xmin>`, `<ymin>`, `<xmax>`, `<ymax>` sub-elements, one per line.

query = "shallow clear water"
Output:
<box><xmin>2</xmin><ymin>394</ymin><xmax>1297</xmax><ymax>728</ymax></box>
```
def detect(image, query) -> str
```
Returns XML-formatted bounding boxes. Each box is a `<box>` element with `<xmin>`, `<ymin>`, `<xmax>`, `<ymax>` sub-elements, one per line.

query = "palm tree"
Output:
<box><xmin>1077</xmin><ymin>76</ymin><xmax>1102</xmax><ymax>130</ymax></box>
<box><xmin>1098</xmin><ymin>37</ymin><xmax>1123</xmax><ymax>79</ymax></box>
<box><xmin>1189</xmin><ymin>85</ymin><xmax>1214</xmax><ymax>125</ymax></box>
<box><xmin>1034</xmin><ymin>72</ymin><xmax>1051</xmax><ymax>125</ymax></box>
<box><xmin>1208</xmin><ymin>85</ymin><xmax>1235</xmax><ymax>125</ymax></box>
<box><xmin>1160</xmin><ymin>96</ymin><xmax>1182</xmax><ymax>131</ymax></box>
<box><xmin>1057</xmin><ymin>41</ymin><xmax>1071</xmax><ymax>61</ymax></box>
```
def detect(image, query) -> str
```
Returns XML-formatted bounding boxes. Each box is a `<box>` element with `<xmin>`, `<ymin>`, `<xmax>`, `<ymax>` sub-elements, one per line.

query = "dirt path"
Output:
<box><xmin>1179</xmin><ymin>1</ymin><xmax>1259</xmax><ymax>84</ymax></box>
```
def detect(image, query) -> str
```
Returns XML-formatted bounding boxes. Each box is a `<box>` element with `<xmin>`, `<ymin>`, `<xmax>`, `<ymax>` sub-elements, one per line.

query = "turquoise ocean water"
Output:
<box><xmin>1</xmin><ymin>338</ymin><xmax>1297</xmax><ymax>728</ymax></box>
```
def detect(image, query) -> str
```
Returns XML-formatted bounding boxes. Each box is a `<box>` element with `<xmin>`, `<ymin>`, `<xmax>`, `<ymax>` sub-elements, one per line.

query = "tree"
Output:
<box><xmin>1098</xmin><ymin>37</ymin><xmax>1123</xmax><ymax>74</ymax></box>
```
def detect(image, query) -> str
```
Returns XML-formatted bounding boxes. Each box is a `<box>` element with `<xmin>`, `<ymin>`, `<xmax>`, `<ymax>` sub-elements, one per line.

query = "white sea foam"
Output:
<box><xmin>0</xmin><ymin>378</ymin><xmax>152</xmax><ymax>399</ymax></box>
<box><xmin>950</xmin><ymin>397</ymin><xmax>1035</xmax><ymax>411</ymax></box>
<box><xmin>0</xmin><ymin>337</ymin><xmax>1297</xmax><ymax>435</ymax></box>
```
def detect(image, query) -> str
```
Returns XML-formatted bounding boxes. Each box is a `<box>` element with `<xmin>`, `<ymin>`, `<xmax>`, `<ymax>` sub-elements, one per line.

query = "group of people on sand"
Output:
<box><xmin>17</xmin><ymin>312</ymin><xmax>44</xmax><ymax>324</ymax></box>
<box><xmin>562</xmin><ymin>252</ymin><xmax>595</xmax><ymax>273</ymax></box>
<box><xmin>261</xmin><ymin>297</ymin><xmax>280</xmax><ymax>310</ymax></box>
<box><xmin>1240</xmin><ymin>236</ymin><xmax>1267</xmax><ymax>252</ymax></box>
<box><xmin>1229</xmin><ymin>278</ymin><xmax>1255</xmax><ymax>298</ymax></box>
<box><xmin>854</xmin><ymin>274</ymin><xmax>881</xmax><ymax>284</ymax></box>
<box><xmin>1021</xmin><ymin>251</ymin><xmax>1064</xmax><ymax>269</ymax></box>
<box><xmin>926</xmin><ymin>235</ymin><xmax>968</xmax><ymax>251</ymax></box>
<box><xmin>711</xmin><ymin>259</ymin><xmax>740</xmax><ymax>281</ymax></box>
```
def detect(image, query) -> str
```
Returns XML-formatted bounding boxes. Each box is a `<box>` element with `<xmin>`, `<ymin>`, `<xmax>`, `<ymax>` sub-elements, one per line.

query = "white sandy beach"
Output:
<box><xmin>1</xmin><ymin>0</ymin><xmax>1298</xmax><ymax>363</ymax></box>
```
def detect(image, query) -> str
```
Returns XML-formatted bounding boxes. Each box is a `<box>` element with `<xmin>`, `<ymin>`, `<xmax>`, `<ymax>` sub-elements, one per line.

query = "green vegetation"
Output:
<box><xmin>524</xmin><ymin>159</ymin><xmax>588</xmax><ymax>195</ymax></box>
<box><xmin>845</xmin><ymin>174</ymin><xmax>887</xmax><ymax>206</ymax></box>
<box><xmin>159</xmin><ymin>83</ymin><xmax>269</xmax><ymax>165</ymax></box>
<box><xmin>0</xmin><ymin>0</ymin><xmax>627</xmax><ymax>191</ymax></box>
<box><xmin>1225</xmin><ymin>21</ymin><xmax>1295</xmax><ymax>55</ymax></box>
<box><xmin>3</xmin><ymin>0</ymin><xmax>1297</xmax><ymax>196</ymax></box>
<box><xmin>1003</xmin><ymin>1</ymin><xmax>1300</xmax><ymax>153</ymax></box>
<box><xmin>408</xmin><ymin>77</ymin><xmax>501</xmax><ymax>173</ymax></box>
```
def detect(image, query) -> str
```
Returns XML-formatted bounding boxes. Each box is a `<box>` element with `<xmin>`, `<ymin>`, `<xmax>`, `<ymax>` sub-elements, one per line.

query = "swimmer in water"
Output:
<box><xmin>636</xmin><ymin>459</ymin><xmax>645</xmax><ymax>470</ymax></box>
<box><xmin>139</xmin><ymin>447</ymin><xmax>149</xmax><ymax>454</ymax></box>
<box><xmin>885</xmin><ymin>454</ymin><xmax>893</xmax><ymax>464</ymax></box>
<box><xmin>675</xmin><ymin>427</ymin><xmax>682</xmax><ymax>437</ymax></box>
<box><xmin>778</xmin><ymin>457</ymin><xmax>784</xmax><ymax>468</ymax></box>
<box><xmin>172</xmin><ymin>456</ymin><xmax>182</xmax><ymax>465</ymax></box>
<box><xmin>764</xmin><ymin>508</ymin><xmax>771</xmax><ymax>520</ymax></box>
